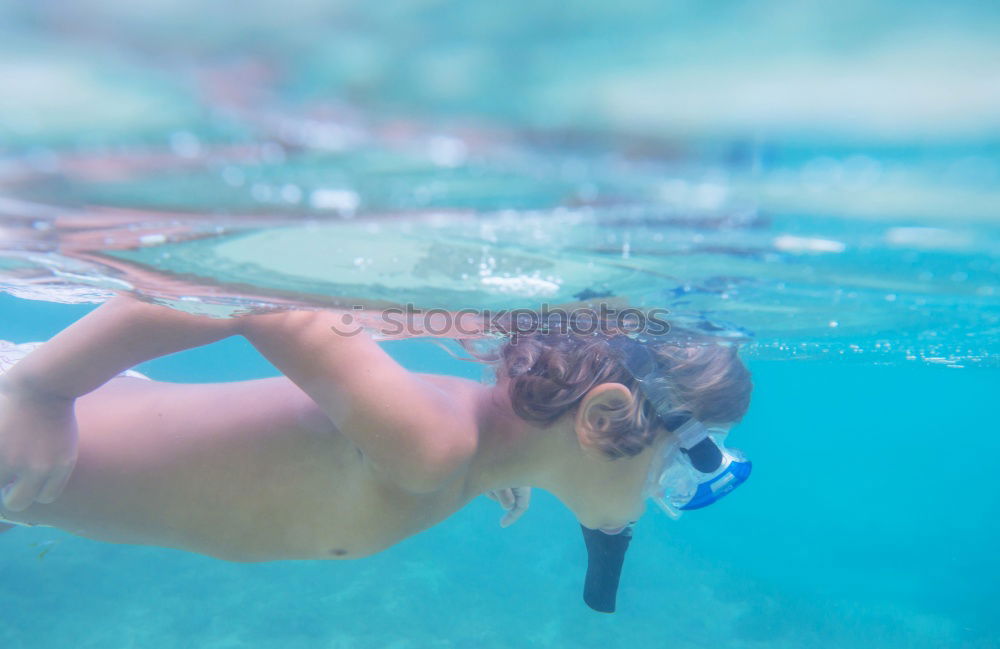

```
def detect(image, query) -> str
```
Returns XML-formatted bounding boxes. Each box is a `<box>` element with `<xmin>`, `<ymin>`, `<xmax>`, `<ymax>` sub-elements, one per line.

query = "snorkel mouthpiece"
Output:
<box><xmin>683</xmin><ymin>436</ymin><xmax>724</xmax><ymax>473</ymax></box>
<box><xmin>580</xmin><ymin>524</ymin><xmax>633</xmax><ymax>613</ymax></box>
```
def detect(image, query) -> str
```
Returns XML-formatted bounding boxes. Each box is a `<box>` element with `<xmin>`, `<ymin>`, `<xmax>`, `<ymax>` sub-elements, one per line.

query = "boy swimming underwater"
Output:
<box><xmin>0</xmin><ymin>296</ymin><xmax>751</xmax><ymax>573</ymax></box>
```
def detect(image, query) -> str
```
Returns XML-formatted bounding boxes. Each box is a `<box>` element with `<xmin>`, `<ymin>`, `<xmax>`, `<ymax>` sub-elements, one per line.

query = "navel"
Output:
<box><xmin>329</xmin><ymin>548</ymin><xmax>349</xmax><ymax>557</ymax></box>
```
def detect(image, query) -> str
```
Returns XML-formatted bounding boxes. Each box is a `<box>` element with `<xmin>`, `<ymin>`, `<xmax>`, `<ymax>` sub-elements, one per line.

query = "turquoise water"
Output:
<box><xmin>1</xmin><ymin>294</ymin><xmax>997</xmax><ymax>648</ymax></box>
<box><xmin>2</xmin><ymin>1</ymin><xmax>1000</xmax><ymax>647</ymax></box>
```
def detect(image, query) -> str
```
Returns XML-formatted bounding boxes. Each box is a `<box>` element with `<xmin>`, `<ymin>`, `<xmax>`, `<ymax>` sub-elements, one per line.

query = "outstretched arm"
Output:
<box><xmin>1</xmin><ymin>295</ymin><xmax>239</xmax><ymax>400</ymax></box>
<box><xmin>239</xmin><ymin>309</ymin><xmax>475</xmax><ymax>493</ymax></box>
<box><xmin>0</xmin><ymin>294</ymin><xmax>240</xmax><ymax>511</ymax></box>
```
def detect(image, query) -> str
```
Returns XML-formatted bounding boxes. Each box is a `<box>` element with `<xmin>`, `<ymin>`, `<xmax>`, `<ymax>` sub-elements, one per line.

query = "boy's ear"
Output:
<box><xmin>574</xmin><ymin>382</ymin><xmax>632</xmax><ymax>455</ymax></box>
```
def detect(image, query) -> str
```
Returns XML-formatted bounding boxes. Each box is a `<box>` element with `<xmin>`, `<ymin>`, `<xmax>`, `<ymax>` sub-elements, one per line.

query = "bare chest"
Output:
<box><xmin>29</xmin><ymin>377</ymin><xmax>469</xmax><ymax>560</ymax></box>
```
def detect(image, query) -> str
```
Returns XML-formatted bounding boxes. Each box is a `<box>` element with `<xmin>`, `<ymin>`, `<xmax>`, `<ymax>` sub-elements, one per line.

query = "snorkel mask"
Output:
<box><xmin>578</xmin><ymin>335</ymin><xmax>751</xmax><ymax>613</ymax></box>
<box><xmin>644</xmin><ymin>417</ymin><xmax>752</xmax><ymax>518</ymax></box>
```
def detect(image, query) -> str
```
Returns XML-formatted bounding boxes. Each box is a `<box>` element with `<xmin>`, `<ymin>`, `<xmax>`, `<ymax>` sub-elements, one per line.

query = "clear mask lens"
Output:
<box><xmin>645</xmin><ymin>426</ymin><xmax>749</xmax><ymax>519</ymax></box>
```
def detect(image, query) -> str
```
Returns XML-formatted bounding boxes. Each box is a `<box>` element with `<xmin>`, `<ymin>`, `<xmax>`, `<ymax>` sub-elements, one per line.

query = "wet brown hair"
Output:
<box><xmin>461</xmin><ymin>328</ymin><xmax>752</xmax><ymax>458</ymax></box>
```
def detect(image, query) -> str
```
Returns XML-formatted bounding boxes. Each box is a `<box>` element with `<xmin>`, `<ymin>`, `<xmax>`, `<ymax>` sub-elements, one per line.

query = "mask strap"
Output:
<box><xmin>672</xmin><ymin>417</ymin><xmax>708</xmax><ymax>446</ymax></box>
<box><xmin>610</xmin><ymin>336</ymin><xmax>725</xmax><ymax>475</ymax></box>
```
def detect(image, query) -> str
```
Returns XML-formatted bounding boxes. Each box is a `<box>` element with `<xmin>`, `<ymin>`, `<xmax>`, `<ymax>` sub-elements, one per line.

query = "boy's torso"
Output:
<box><xmin>6</xmin><ymin>374</ymin><xmax>480</xmax><ymax>560</ymax></box>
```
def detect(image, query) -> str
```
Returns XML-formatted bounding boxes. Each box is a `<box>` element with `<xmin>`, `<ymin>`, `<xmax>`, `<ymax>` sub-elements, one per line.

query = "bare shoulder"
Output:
<box><xmin>394</xmin><ymin>372</ymin><xmax>485</xmax><ymax>487</ymax></box>
<box><xmin>417</xmin><ymin>372</ymin><xmax>484</xmax><ymax>414</ymax></box>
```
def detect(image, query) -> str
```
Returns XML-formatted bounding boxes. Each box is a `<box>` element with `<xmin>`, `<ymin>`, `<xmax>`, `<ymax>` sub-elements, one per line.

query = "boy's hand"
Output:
<box><xmin>0</xmin><ymin>387</ymin><xmax>79</xmax><ymax>512</ymax></box>
<box><xmin>486</xmin><ymin>486</ymin><xmax>531</xmax><ymax>527</ymax></box>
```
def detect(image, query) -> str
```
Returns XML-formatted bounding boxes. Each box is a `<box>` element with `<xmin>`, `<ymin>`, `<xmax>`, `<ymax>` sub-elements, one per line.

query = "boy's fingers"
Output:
<box><xmin>499</xmin><ymin>488</ymin><xmax>532</xmax><ymax>527</ymax></box>
<box><xmin>500</xmin><ymin>509</ymin><xmax>522</xmax><ymax>527</ymax></box>
<box><xmin>513</xmin><ymin>487</ymin><xmax>531</xmax><ymax>510</ymax></box>
<box><xmin>500</xmin><ymin>503</ymin><xmax>528</xmax><ymax>527</ymax></box>
<box><xmin>2</xmin><ymin>473</ymin><xmax>45</xmax><ymax>512</ymax></box>
<box><xmin>36</xmin><ymin>465</ymin><xmax>73</xmax><ymax>504</ymax></box>
<box><xmin>486</xmin><ymin>489</ymin><xmax>515</xmax><ymax>509</ymax></box>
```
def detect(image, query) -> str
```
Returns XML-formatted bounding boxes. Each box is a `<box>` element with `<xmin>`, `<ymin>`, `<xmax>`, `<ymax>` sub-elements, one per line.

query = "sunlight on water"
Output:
<box><xmin>1</xmin><ymin>135</ymin><xmax>997</xmax><ymax>366</ymax></box>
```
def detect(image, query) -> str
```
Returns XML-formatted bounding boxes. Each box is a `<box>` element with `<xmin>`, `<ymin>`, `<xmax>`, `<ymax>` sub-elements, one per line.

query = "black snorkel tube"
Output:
<box><xmin>574</xmin><ymin>334</ymin><xmax>674</xmax><ymax>613</ymax></box>
<box><xmin>574</xmin><ymin>334</ymin><xmax>654</xmax><ymax>613</ymax></box>
<box><xmin>579</xmin><ymin>523</ymin><xmax>633</xmax><ymax>613</ymax></box>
